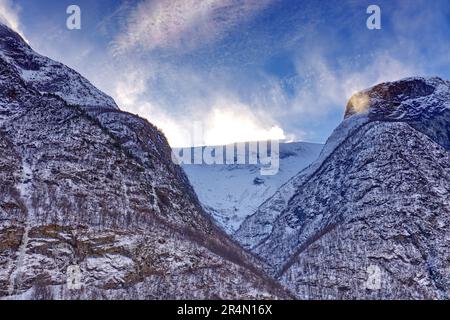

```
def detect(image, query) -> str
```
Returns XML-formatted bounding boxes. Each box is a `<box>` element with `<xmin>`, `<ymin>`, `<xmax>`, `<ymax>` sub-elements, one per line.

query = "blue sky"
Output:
<box><xmin>2</xmin><ymin>0</ymin><xmax>450</xmax><ymax>146</ymax></box>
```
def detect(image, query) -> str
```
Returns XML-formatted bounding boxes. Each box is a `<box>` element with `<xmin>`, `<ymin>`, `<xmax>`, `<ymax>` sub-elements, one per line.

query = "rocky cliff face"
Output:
<box><xmin>0</xmin><ymin>23</ymin><xmax>288</xmax><ymax>300</ymax></box>
<box><xmin>236</xmin><ymin>77</ymin><xmax>450</xmax><ymax>299</ymax></box>
<box><xmin>0</xmin><ymin>24</ymin><xmax>117</xmax><ymax>110</ymax></box>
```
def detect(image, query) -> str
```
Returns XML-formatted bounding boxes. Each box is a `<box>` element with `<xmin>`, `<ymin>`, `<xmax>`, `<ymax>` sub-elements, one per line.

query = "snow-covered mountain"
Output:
<box><xmin>236</xmin><ymin>77</ymin><xmax>450</xmax><ymax>299</ymax></box>
<box><xmin>3</xmin><ymin>20</ymin><xmax>448</xmax><ymax>300</ymax></box>
<box><xmin>0</xmin><ymin>25</ymin><xmax>117</xmax><ymax>111</ymax></box>
<box><xmin>0</xmin><ymin>23</ymin><xmax>289</xmax><ymax>300</ymax></box>
<box><xmin>176</xmin><ymin>142</ymin><xmax>323</xmax><ymax>234</ymax></box>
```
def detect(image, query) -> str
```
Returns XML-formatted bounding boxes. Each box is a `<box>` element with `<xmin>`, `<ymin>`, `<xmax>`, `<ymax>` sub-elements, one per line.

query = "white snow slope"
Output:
<box><xmin>176</xmin><ymin>142</ymin><xmax>323</xmax><ymax>234</ymax></box>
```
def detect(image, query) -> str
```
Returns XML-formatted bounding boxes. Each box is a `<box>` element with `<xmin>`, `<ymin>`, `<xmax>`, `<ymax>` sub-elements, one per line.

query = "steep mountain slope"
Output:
<box><xmin>177</xmin><ymin>142</ymin><xmax>323</xmax><ymax>234</ymax></box>
<box><xmin>0</xmin><ymin>24</ymin><xmax>117</xmax><ymax>110</ymax></box>
<box><xmin>0</xmin><ymin>23</ymin><xmax>289</xmax><ymax>300</ymax></box>
<box><xmin>236</xmin><ymin>77</ymin><xmax>450</xmax><ymax>299</ymax></box>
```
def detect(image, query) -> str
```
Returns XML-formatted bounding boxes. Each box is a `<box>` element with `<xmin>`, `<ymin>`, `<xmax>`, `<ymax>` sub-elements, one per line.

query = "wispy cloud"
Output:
<box><xmin>0</xmin><ymin>0</ymin><xmax>27</xmax><ymax>40</ymax></box>
<box><xmin>111</xmin><ymin>58</ymin><xmax>288</xmax><ymax>147</ymax></box>
<box><xmin>19</xmin><ymin>0</ymin><xmax>449</xmax><ymax>146</ymax></box>
<box><xmin>112</xmin><ymin>0</ymin><xmax>273</xmax><ymax>54</ymax></box>
<box><xmin>290</xmin><ymin>51</ymin><xmax>422</xmax><ymax>117</ymax></box>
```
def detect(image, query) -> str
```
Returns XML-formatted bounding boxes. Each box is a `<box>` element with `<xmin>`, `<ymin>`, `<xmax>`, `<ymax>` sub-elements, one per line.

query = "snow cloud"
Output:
<box><xmin>291</xmin><ymin>51</ymin><xmax>422</xmax><ymax>117</ymax></box>
<box><xmin>0</xmin><ymin>0</ymin><xmax>27</xmax><ymax>40</ymax></box>
<box><xmin>111</xmin><ymin>59</ymin><xmax>288</xmax><ymax>147</ymax></box>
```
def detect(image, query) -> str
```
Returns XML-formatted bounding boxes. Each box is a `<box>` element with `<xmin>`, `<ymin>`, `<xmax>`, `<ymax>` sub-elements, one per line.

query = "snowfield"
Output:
<box><xmin>176</xmin><ymin>142</ymin><xmax>323</xmax><ymax>234</ymax></box>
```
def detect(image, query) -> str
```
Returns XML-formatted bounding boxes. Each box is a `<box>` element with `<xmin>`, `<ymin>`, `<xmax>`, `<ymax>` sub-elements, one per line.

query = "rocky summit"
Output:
<box><xmin>236</xmin><ymin>77</ymin><xmax>450</xmax><ymax>299</ymax></box>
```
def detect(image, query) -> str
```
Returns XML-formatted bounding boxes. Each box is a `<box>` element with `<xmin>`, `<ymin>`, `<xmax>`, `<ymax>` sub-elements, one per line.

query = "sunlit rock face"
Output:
<box><xmin>345</xmin><ymin>77</ymin><xmax>450</xmax><ymax>149</ymax></box>
<box><xmin>0</xmin><ymin>23</ymin><xmax>290</xmax><ymax>300</ymax></box>
<box><xmin>236</xmin><ymin>77</ymin><xmax>450</xmax><ymax>299</ymax></box>
<box><xmin>344</xmin><ymin>77</ymin><xmax>438</xmax><ymax>119</ymax></box>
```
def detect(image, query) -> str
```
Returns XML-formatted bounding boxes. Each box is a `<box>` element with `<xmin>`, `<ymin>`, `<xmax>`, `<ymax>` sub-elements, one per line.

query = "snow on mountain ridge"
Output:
<box><xmin>177</xmin><ymin>141</ymin><xmax>323</xmax><ymax>234</ymax></box>
<box><xmin>0</xmin><ymin>23</ymin><xmax>118</xmax><ymax>110</ymax></box>
<box><xmin>236</xmin><ymin>77</ymin><xmax>450</xmax><ymax>299</ymax></box>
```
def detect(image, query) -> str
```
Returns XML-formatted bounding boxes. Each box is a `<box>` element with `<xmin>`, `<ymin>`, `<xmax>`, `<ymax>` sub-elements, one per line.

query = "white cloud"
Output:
<box><xmin>202</xmin><ymin>99</ymin><xmax>286</xmax><ymax>146</ymax></box>
<box><xmin>0</xmin><ymin>0</ymin><xmax>27</xmax><ymax>41</ymax></box>
<box><xmin>114</xmin><ymin>68</ymin><xmax>148</xmax><ymax>107</ymax></box>
<box><xmin>111</xmin><ymin>60</ymin><xmax>287</xmax><ymax>147</ymax></box>
<box><xmin>127</xmin><ymin>100</ymin><xmax>286</xmax><ymax>148</ymax></box>
<box><xmin>18</xmin><ymin>0</ymin><xmax>432</xmax><ymax>147</ymax></box>
<box><xmin>112</xmin><ymin>0</ymin><xmax>273</xmax><ymax>54</ymax></box>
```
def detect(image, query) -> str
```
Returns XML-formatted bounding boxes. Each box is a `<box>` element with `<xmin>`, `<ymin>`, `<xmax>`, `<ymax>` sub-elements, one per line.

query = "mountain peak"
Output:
<box><xmin>0</xmin><ymin>22</ymin><xmax>118</xmax><ymax>110</ymax></box>
<box><xmin>0</xmin><ymin>21</ymin><xmax>288</xmax><ymax>300</ymax></box>
<box><xmin>237</xmin><ymin>76</ymin><xmax>450</xmax><ymax>299</ymax></box>
<box><xmin>0</xmin><ymin>22</ymin><xmax>29</xmax><ymax>50</ymax></box>
<box><xmin>345</xmin><ymin>77</ymin><xmax>450</xmax><ymax>119</ymax></box>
